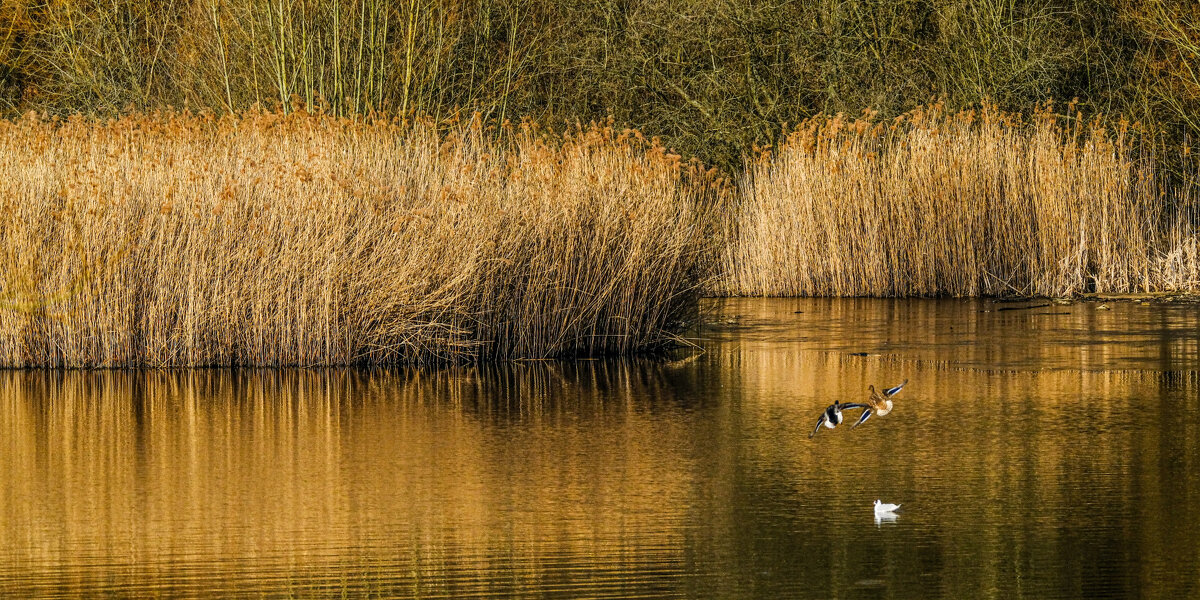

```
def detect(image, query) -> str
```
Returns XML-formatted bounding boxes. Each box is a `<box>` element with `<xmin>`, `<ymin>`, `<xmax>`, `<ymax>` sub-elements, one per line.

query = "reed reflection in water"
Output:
<box><xmin>2</xmin><ymin>298</ymin><xmax>1199</xmax><ymax>599</ymax></box>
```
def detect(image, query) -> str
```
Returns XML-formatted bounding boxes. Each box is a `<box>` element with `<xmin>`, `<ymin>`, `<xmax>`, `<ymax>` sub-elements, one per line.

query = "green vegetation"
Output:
<box><xmin>1</xmin><ymin>0</ymin><xmax>1198</xmax><ymax>169</ymax></box>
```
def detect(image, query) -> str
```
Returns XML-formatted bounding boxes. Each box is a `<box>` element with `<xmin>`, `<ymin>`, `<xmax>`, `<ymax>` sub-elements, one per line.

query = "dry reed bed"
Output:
<box><xmin>0</xmin><ymin>111</ymin><xmax>716</xmax><ymax>367</ymax></box>
<box><xmin>720</xmin><ymin>106</ymin><xmax>1200</xmax><ymax>297</ymax></box>
<box><xmin>3</xmin><ymin>105</ymin><xmax>1199</xmax><ymax>368</ymax></box>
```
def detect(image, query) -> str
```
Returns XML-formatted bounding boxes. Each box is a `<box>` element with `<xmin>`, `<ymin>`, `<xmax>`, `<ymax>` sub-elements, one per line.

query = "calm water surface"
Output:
<box><xmin>2</xmin><ymin>298</ymin><xmax>1199</xmax><ymax>599</ymax></box>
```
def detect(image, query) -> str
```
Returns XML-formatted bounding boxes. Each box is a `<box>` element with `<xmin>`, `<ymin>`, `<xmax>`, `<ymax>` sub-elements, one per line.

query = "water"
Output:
<box><xmin>2</xmin><ymin>298</ymin><xmax>1199</xmax><ymax>599</ymax></box>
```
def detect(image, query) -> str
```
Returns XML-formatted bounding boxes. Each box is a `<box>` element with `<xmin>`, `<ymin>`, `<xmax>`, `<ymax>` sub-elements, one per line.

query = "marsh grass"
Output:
<box><xmin>3</xmin><ymin>104</ymin><xmax>1198</xmax><ymax>368</ymax></box>
<box><xmin>720</xmin><ymin>105</ymin><xmax>1200</xmax><ymax>297</ymax></box>
<box><xmin>0</xmin><ymin>110</ymin><xmax>718</xmax><ymax>367</ymax></box>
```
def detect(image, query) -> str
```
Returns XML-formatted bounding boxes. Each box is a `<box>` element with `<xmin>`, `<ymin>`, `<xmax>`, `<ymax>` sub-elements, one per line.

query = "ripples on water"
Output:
<box><xmin>1</xmin><ymin>299</ymin><xmax>1198</xmax><ymax>599</ymax></box>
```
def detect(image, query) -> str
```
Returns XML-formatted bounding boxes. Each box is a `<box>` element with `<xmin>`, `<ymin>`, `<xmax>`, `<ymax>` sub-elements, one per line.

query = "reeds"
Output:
<box><xmin>719</xmin><ymin>105</ymin><xmax>1200</xmax><ymax>297</ymax></box>
<box><xmin>0</xmin><ymin>110</ymin><xmax>716</xmax><ymax>367</ymax></box>
<box><xmin>2</xmin><ymin>104</ymin><xmax>1198</xmax><ymax>368</ymax></box>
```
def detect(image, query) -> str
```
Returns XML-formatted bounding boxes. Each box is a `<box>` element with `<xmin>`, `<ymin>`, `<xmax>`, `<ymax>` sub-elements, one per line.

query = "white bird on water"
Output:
<box><xmin>873</xmin><ymin>499</ymin><xmax>901</xmax><ymax>516</ymax></box>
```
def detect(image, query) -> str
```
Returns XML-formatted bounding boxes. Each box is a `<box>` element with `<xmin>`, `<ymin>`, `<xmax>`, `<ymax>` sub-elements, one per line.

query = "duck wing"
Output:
<box><xmin>808</xmin><ymin>412</ymin><xmax>829</xmax><ymax>438</ymax></box>
<box><xmin>851</xmin><ymin>408</ymin><xmax>873</xmax><ymax>428</ymax></box>
<box><xmin>883</xmin><ymin>379</ymin><xmax>908</xmax><ymax>397</ymax></box>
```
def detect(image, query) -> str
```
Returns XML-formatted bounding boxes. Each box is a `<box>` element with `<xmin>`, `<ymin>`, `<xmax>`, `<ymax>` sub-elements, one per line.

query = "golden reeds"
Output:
<box><xmin>1</xmin><ymin>104</ymin><xmax>1197</xmax><ymax>368</ymax></box>
<box><xmin>0</xmin><ymin>110</ymin><xmax>715</xmax><ymax>367</ymax></box>
<box><xmin>719</xmin><ymin>105</ymin><xmax>1200</xmax><ymax>297</ymax></box>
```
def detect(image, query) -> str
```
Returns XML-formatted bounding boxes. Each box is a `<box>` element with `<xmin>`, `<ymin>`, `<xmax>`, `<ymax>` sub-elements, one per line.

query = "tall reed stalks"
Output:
<box><xmin>0</xmin><ymin>110</ymin><xmax>717</xmax><ymax>367</ymax></box>
<box><xmin>720</xmin><ymin>105</ymin><xmax>1200</xmax><ymax>297</ymax></box>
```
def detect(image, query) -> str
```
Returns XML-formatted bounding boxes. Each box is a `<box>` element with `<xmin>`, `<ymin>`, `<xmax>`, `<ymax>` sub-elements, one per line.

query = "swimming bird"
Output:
<box><xmin>873</xmin><ymin>499</ymin><xmax>901</xmax><ymax>515</ymax></box>
<box><xmin>808</xmin><ymin>400</ymin><xmax>868</xmax><ymax>438</ymax></box>
<box><xmin>852</xmin><ymin>379</ymin><xmax>908</xmax><ymax>428</ymax></box>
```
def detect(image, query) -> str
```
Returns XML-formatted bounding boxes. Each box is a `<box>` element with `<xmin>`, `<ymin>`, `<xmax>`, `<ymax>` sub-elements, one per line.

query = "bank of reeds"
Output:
<box><xmin>0</xmin><ymin>110</ymin><xmax>718</xmax><ymax>368</ymax></box>
<box><xmin>4</xmin><ymin>104</ymin><xmax>1200</xmax><ymax>368</ymax></box>
<box><xmin>720</xmin><ymin>105</ymin><xmax>1200</xmax><ymax>297</ymax></box>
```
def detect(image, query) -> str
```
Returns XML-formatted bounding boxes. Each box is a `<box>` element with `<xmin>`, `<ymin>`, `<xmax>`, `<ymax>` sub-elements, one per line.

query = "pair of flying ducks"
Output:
<box><xmin>808</xmin><ymin>379</ymin><xmax>907</xmax><ymax>438</ymax></box>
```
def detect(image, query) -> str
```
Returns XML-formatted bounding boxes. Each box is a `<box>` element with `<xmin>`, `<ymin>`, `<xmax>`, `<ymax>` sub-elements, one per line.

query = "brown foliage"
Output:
<box><xmin>720</xmin><ymin>105</ymin><xmax>1200</xmax><ymax>297</ymax></box>
<box><xmin>0</xmin><ymin>110</ymin><xmax>718</xmax><ymax>367</ymax></box>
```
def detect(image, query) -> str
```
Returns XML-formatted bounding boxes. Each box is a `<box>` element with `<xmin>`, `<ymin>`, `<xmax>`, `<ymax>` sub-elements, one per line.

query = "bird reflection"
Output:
<box><xmin>874</xmin><ymin>512</ymin><xmax>899</xmax><ymax>527</ymax></box>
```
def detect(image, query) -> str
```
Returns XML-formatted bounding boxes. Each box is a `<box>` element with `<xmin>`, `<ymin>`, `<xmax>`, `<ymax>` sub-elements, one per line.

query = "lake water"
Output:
<box><xmin>2</xmin><ymin>298</ymin><xmax>1198</xmax><ymax>599</ymax></box>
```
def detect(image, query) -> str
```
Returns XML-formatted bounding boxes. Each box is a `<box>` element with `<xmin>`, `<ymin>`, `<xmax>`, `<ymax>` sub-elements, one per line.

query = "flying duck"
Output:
<box><xmin>852</xmin><ymin>379</ymin><xmax>908</xmax><ymax>428</ymax></box>
<box><xmin>809</xmin><ymin>400</ymin><xmax>868</xmax><ymax>438</ymax></box>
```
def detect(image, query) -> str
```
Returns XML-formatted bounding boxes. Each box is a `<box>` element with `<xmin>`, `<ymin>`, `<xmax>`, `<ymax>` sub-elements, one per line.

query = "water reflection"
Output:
<box><xmin>1</xmin><ymin>299</ymin><xmax>1199</xmax><ymax>599</ymax></box>
<box><xmin>874</xmin><ymin>513</ymin><xmax>899</xmax><ymax>528</ymax></box>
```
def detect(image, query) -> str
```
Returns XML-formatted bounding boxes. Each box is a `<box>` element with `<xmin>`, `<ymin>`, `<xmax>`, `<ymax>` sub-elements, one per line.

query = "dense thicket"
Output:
<box><xmin>720</xmin><ymin>106</ymin><xmax>1199</xmax><ymax>296</ymax></box>
<box><xmin>1</xmin><ymin>0</ymin><xmax>1197</xmax><ymax>169</ymax></box>
<box><xmin>0</xmin><ymin>111</ymin><xmax>717</xmax><ymax>367</ymax></box>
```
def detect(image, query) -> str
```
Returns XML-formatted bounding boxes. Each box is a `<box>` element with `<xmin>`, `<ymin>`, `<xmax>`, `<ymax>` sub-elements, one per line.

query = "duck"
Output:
<box><xmin>873</xmin><ymin>499</ymin><xmax>901</xmax><ymax>515</ymax></box>
<box><xmin>809</xmin><ymin>400</ymin><xmax>868</xmax><ymax>438</ymax></box>
<box><xmin>852</xmin><ymin>379</ymin><xmax>907</xmax><ymax>428</ymax></box>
